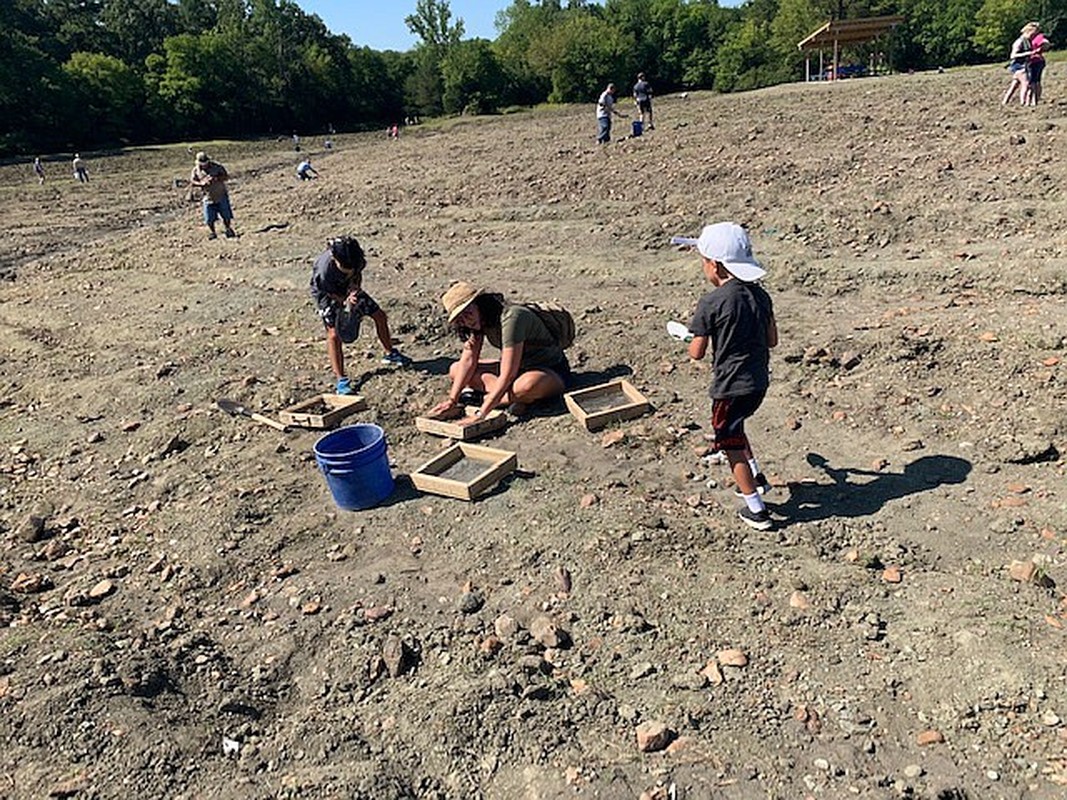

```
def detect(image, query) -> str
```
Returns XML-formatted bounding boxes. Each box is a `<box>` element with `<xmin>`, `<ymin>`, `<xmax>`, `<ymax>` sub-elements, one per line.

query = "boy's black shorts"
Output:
<box><xmin>318</xmin><ymin>290</ymin><xmax>380</xmax><ymax>343</ymax></box>
<box><xmin>709</xmin><ymin>391</ymin><xmax>766</xmax><ymax>451</ymax></box>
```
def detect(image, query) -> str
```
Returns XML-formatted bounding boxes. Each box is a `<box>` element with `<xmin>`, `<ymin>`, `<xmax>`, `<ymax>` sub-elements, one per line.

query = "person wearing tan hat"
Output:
<box><xmin>428</xmin><ymin>282</ymin><xmax>572</xmax><ymax>421</ymax></box>
<box><xmin>190</xmin><ymin>151</ymin><xmax>236</xmax><ymax>239</ymax></box>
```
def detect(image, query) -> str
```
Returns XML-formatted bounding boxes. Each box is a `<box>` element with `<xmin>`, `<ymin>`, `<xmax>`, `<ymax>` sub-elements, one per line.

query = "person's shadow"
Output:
<box><xmin>771</xmin><ymin>453</ymin><xmax>972</xmax><ymax>523</ymax></box>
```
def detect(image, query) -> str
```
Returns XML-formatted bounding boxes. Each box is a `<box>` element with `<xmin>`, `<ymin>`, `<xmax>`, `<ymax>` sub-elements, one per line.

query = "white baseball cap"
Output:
<box><xmin>671</xmin><ymin>222</ymin><xmax>766</xmax><ymax>282</ymax></box>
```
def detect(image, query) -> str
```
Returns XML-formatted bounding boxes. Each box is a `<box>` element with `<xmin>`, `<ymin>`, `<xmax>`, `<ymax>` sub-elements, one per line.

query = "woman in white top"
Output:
<box><xmin>1002</xmin><ymin>22</ymin><xmax>1039</xmax><ymax>105</ymax></box>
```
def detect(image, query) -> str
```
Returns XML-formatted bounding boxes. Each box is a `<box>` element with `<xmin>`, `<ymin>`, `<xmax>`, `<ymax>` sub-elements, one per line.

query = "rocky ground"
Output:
<box><xmin>1</xmin><ymin>64</ymin><xmax>1066</xmax><ymax>799</ymax></box>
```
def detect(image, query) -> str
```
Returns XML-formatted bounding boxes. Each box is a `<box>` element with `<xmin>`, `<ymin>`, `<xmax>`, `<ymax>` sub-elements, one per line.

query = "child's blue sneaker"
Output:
<box><xmin>381</xmin><ymin>349</ymin><xmax>412</xmax><ymax>367</ymax></box>
<box><xmin>335</xmin><ymin>377</ymin><xmax>354</xmax><ymax>395</ymax></box>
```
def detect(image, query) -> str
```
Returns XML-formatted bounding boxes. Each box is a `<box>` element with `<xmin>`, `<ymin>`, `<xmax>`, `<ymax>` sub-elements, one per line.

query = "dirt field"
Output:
<box><xmin>2</xmin><ymin>65</ymin><xmax>1066</xmax><ymax>799</ymax></box>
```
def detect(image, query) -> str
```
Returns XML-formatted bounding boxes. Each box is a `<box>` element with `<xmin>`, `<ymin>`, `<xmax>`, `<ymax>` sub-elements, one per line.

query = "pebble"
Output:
<box><xmin>718</xmin><ymin>648</ymin><xmax>748</xmax><ymax>667</ymax></box>
<box><xmin>579</xmin><ymin>493</ymin><xmax>598</xmax><ymax>508</ymax></box>
<box><xmin>88</xmin><ymin>580</ymin><xmax>115</xmax><ymax>597</ymax></box>
<box><xmin>458</xmin><ymin>591</ymin><xmax>484</xmax><ymax>614</ymax></box>
<box><xmin>530</xmin><ymin>615</ymin><xmax>568</xmax><ymax>648</ymax></box>
<box><xmin>494</xmin><ymin>613</ymin><xmax>520</xmax><ymax>641</ymax></box>
<box><xmin>1041</xmin><ymin>710</ymin><xmax>1061</xmax><ymax>727</ymax></box>
<box><xmin>882</xmin><ymin>566</ymin><xmax>903</xmax><ymax>584</ymax></box>
<box><xmin>635</xmin><ymin>720</ymin><xmax>674</xmax><ymax>753</ymax></box>
<box><xmin>903</xmin><ymin>764</ymin><xmax>923</xmax><ymax>779</ymax></box>
<box><xmin>700</xmin><ymin>660</ymin><xmax>724</xmax><ymax>685</ymax></box>
<box><xmin>1008</xmin><ymin>560</ymin><xmax>1037</xmax><ymax>583</ymax></box>
<box><xmin>813</xmin><ymin>757</ymin><xmax>829</xmax><ymax>771</ymax></box>
<box><xmin>630</xmin><ymin>661</ymin><xmax>655</xmax><ymax>680</ymax></box>
<box><xmin>986</xmin><ymin>770</ymin><xmax>999</xmax><ymax>781</ymax></box>
<box><xmin>916</xmin><ymin>729</ymin><xmax>944</xmax><ymax>745</ymax></box>
<box><xmin>16</xmin><ymin>514</ymin><xmax>47</xmax><ymax>543</ymax></box>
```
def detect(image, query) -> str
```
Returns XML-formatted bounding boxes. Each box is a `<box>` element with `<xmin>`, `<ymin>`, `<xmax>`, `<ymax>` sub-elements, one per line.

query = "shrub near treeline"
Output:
<box><xmin>1</xmin><ymin>0</ymin><xmax>1057</xmax><ymax>156</ymax></box>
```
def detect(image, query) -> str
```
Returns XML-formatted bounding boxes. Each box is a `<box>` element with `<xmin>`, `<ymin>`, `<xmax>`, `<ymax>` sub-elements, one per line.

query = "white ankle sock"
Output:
<box><xmin>743</xmin><ymin>492</ymin><xmax>766</xmax><ymax>513</ymax></box>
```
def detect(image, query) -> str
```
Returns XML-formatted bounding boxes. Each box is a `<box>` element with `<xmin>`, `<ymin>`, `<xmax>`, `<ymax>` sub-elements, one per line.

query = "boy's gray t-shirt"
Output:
<box><xmin>689</xmin><ymin>280</ymin><xmax>773</xmax><ymax>399</ymax></box>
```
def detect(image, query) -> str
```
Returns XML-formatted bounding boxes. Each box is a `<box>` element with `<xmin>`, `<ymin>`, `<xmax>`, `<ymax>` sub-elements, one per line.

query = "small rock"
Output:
<box><xmin>635</xmin><ymin>720</ymin><xmax>674</xmax><ymax>753</ymax></box>
<box><xmin>381</xmin><ymin>635</ymin><xmax>412</xmax><ymax>677</ymax></box>
<box><xmin>494</xmin><ymin>613</ymin><xmax>520</xmax><ymax>641</ymax></box>
<box><xmin>300</xmin><ymin>596</ymin><xmax>322</xmax><ymax>615</ymax></box>
<box><xmin>11</xmin><ymin>572</ymin><xmax>53</xmax><ymax>594</ymax></box>
<box><xmin>458</xmin><ymin>591</ymin><xmax>484</xmax><ymax>614</ymax></box>
<box><xmin>579</xmin><ymin>493</ymin><xmax>598</xmax><ymax>508</ymax></box>
<box><xmin>789</xmin><ymin>591</ymin><xmax>811</xmax><ymax>610</ymax></box>
<box><xmin>916</xmin><ymin>729</ymin><xmax>944</xmax><ymax>746</ymax></box>
<box><xmin>120</xmin><ymin>420</ymin><xmax>141</xmax><ymax>432</ymax></box>
<box><xmin>630</xmin><ymin>661</ymin><xmax>655</xmax><ymax>680</ymax></box>
<box><xmin>479</xmin><ymin>635</ymin><xmax>502</xmax><ymax>655</ymax></box>
<box><xmin>16</xmin><ymin>514</ymin><xmax>47</xmax><ymax>543</ymax></box>
<box><xmin>700</xmin><ymin>660</ymin><xmax>724</xmax><ymax>685</ymax></box>
<box><xmin>986</xmin><ymin>770</ymin><xmax>1000</xmax><ymax>781</ymax></box>
<box><xmin>530</xmin><ymin>615</ymin><xmax>569</xmax><ymax>648</ymax></box>
<box><xmin>363</xmin><ymin>605</ymin><xmax>392</xmax><ymax>622</ymax></box>
<box><xmin>903</xmin><ymin>764</ymin><xmax>923</xmax><ymax>779</ymax></box>
<box><xmin>556</xmin><ymin>566</ymin><xmax>572</xmax><ymax>595</ymax></box>
<box><xmin>1008</xmin><ymin>560</ymin><xmax>1037</xmax><ymax>583</ymax></box>
<box><xmin>839</xmin><ymin>351</ymin><xmax>862</xmax><ymax>370</ymax></box>
<box><xmin>717</xmin><ymin>648</ymin><xmax>748</xmax><ymax>668</ymax></box>
<box><xmin>601</xmin><ymin>430</ymin><xmax>625</xmax><ymax>448</ymax></box>
<box><xmin>785</xmin><ymin>417</ymin><xmax>801</xmax><ymax>431</ymax></box>
<box><xmin>813</xmin><ymin>757</ymin><xmax>830</xmax><ymax>771</ymax></box>
<box><xmin>1041</xmin><ymin>710</ymin><xmax>1061</xmax><ymax>727</ymax></box>
<box><xmin>882</xmin><ymin>566</ymin><xmax>903</xmax><ymax>584</ymax></box>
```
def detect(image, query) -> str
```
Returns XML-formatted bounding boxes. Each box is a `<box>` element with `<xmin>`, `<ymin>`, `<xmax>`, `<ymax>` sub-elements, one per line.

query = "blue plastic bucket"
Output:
<box><xmin>313</xmin><ymin>424</ymin><xmax>394</xmax><ymax>510</ymax></box>
<box><xmin>632</xmin><ymin>120</ymin><xmax>643</xmax><ymax>137</ymax></box>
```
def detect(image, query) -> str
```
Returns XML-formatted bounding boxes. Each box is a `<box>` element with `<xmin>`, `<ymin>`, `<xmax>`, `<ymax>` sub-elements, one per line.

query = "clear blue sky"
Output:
<box><xmin>299</xmin><ymin>1</ymin><xmax>741</xmax><ymax>52</ymax></box>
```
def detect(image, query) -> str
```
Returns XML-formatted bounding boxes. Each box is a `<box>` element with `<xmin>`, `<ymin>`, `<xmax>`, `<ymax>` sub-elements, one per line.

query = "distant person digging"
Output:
<box><xmin>633</xmin><ymin>72</ymin><xmax>654</xmax><ymax>131</ymax></box>
<box><xmin>33</xmin><ymin>157</ymin><xmax>45</xmax><ymax>184</ymax></box>
<box><xmin>72</xmin><ymin>153</ymin><xmax>89</xmax><ymax>183</ymax></box>
<box><xmin>310</xmin><ymin>235</ymin><xmax>412</xmax><ymax>397</ymax></box>
<box><xmin>296</xmin><ymin>158</ymin><xmax>319</xmax><ymax>180</ymax></box>
<box><xmin>427</xmin><ymin>283</ymin><xmax>575</xmax><ymax>423</ymax></box>
<box><xmin>596</xmin><ymin>83</ymin><xmax>628</xmax><ymax>144</ymax></box>
<box><xmin>190</xmin><ymin>151</ymin><xmax>236</xmax><ymax>239</ymax></box>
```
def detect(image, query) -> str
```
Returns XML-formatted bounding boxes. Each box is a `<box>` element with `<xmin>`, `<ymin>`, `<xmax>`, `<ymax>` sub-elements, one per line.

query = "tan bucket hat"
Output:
<box><xmin>441</xmin><ymin>281</ymin><xmax>481</xmax><ymax>323</ymax></box>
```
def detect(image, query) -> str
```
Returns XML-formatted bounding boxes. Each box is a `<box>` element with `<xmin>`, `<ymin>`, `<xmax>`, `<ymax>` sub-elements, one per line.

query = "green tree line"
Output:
<box><xmin>1</xmin><ymin>0</ymin><xmax>1060</xmax><ymax>157</ymax></box>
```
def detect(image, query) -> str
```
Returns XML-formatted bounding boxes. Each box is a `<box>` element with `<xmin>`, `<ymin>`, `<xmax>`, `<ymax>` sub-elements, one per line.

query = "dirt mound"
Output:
<box><xmin>1</xmin><ymin>66</ymin><xmax>1065</xmax><ymax>798</ymax></box>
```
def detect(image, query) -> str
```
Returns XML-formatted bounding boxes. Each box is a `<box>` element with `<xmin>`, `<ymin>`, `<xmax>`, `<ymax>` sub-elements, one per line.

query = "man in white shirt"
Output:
<box><xmin>596</xmin><ymin>83</ymin><xmax>626</xmax><ymax>144</ymax></box>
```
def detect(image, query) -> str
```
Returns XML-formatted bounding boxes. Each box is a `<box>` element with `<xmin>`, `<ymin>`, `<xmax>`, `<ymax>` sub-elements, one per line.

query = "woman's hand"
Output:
<box><xmin>428</xmin><ymin>397</ymin><xmax>458</xmax><ymax>419</ymax></box>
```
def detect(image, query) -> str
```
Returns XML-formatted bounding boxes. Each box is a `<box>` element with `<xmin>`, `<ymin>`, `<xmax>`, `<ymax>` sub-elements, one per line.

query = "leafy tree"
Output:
<box><xmin>38</xmin><ymin>0</ymin><xmax>112</xmax><ymax>62</ymax></box>
<box><xmin>493</xmin><ymin>0</ymin><xmax>563</xmax><ymax>104</ymax></box>
<box><xmin>895</xmin><ymin>0</ymin><xmax>984</xmax><ymax>68</ymax></box>
<box><xmin>63</xmin><ymin>51</ymin><xmax>144</xmax><ymax>142</ymax></box>
<box><xmin>973</xmin><ymin>0</ymin><xmax>1040</xmax><ymax>57</ymax></box>
<box><xmin>101</xmin><ymin>0</ymin><xmax>178</xmax><ymax>67</ymax></box>
<box><xmin>404</xmin><ymin>0</ymin><xmax>465</xmax><ymax>116</ymax></box>
<box><xmin>441</xmin><ymin>38</ymin><xmax>506</xmax><ymax>113</ymax></box>
<box><xmin>527</xmin><ymin>10</ymin><xmax>634</xmax><ymax>102</ymax></box>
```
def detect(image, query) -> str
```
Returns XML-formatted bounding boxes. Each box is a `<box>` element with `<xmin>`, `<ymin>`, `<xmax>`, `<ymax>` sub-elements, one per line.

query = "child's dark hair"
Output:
<box><xmin>328</xmin><ymin>236</ymin><xmax>366</xmax><ymax>272</ymax></box>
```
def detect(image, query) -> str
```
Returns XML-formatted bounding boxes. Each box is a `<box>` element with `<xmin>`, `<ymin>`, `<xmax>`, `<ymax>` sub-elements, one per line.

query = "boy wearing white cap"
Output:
<box><xmin>678</xmin><ymin>222</ymin><xmax>778</xmax><ymax>530</ymax></box>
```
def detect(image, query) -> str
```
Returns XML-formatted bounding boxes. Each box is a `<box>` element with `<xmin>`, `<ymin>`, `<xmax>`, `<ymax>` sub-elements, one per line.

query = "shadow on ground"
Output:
<box><xmin>770</xmin><ymin>453</ymin><xmax>973</xmax><ymax>523</ymax></box>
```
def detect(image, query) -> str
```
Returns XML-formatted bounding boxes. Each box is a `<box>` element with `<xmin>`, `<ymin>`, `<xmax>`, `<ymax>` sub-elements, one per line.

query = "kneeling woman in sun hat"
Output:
<box><xmin>428</xmin><ymin>282</ymin><xmax>572</xmax><ymax>421</ymax></box>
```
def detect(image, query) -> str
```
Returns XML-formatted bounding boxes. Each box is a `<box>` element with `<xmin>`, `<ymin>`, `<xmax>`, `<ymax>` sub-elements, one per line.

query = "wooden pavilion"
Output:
<box><xmin>798</xmin><ymin>16</ymin><xmax>905</xmax><ymax>82</ymax></box>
